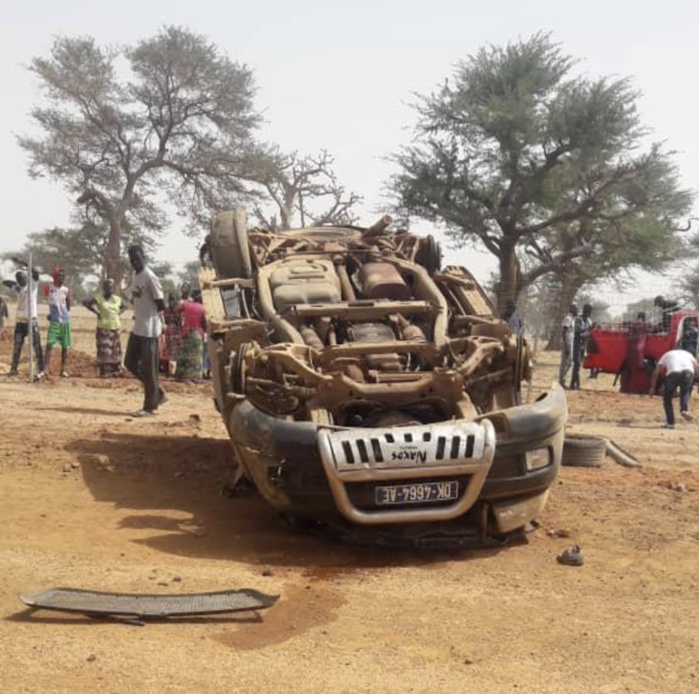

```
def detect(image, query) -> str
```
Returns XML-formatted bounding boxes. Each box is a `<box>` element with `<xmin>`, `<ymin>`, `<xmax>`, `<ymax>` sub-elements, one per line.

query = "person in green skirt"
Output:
<box><xmin>176</xmin><ymin>289</ymin><xmax>207</xmax><ymax>381</ymax></box>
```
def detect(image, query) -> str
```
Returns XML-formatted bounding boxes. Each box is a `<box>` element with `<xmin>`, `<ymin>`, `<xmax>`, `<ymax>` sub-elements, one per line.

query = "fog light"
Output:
<box><xmin>525</xmin><ymin>447</ymin><xmax>550</xmax><ymax>471</ymax></box>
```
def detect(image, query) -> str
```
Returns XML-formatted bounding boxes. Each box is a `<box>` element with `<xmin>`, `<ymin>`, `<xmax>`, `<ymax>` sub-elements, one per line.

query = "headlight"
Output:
<box><xmin>525</xmin><ymin>447</ymin><xmax>551</xmax><ymax>471</ymax></box>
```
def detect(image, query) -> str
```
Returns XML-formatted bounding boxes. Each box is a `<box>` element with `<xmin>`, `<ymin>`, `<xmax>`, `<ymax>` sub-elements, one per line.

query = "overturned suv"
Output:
<box><xmin>201</xmin><ymin>210</ymin><xmax>566</xmax><ymax>548</ymax></box>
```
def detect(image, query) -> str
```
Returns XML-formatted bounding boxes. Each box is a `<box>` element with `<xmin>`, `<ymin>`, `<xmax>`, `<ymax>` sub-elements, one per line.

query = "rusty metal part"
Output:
<box><xmin>364</xmin><ymin>215</ymin><xmax>393</xmax><ymax>236</ymax></box>
<box><xmin>358</xmin><ymin>262</ymin><xmax>411</xmax><ymax>301</ymax></box>
<box><xmin>19</xmin><ymin>588</ymin><xmax>279</xmax><ymax>618</ymax></box>
<box><xmin>300</xmin><ymin>325</ymin><xmax>324</xmax><ymax>350</ymax></box>
<box><xmin>283</xmin><ymin>300</ymin><xmax>436</xmax><ymax>322</ymax></box>
<box><xmin>335</xmin><ymin>261</ymin><xmax>357</xmax><ymax>301</ymax></box>
<box><xmin>395</xmin><ymin>313</ymin><xmax>426</xmax><ymax>343</ymax></box>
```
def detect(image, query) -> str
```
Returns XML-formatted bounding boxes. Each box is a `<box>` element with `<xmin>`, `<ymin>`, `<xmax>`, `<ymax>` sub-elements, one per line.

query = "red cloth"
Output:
<box><xmin>181</xmin><ymin>300</ymin><xmax>206</xmax><ymax>337</ymax></box>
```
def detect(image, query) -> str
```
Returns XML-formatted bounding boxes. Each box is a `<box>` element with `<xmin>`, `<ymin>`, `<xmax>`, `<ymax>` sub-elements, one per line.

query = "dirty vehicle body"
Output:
<box><xmin>201</xmin><ymin>211</ymin><xmax>567</xmax><ymax>548</ymax></box>
<box><xmin>584</xmin><ymin>311</ymin><xmax>699</xmax><ymax>393</ymax></box>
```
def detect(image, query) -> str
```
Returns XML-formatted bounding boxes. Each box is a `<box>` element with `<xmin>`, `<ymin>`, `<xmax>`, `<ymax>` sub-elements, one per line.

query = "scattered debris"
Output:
<box><xmin>661</xmin><ymin>481</ymin><xmax>688</xmax><ymax>493</ymax></box>
<box><xmin>86</xmin><ymin>654</ymin><xmax>97</xmax><ymax>663</ymax></box>
<box><xmin>605</xmin><ymin>439</ymin><xmax>641</xmax><ymax>468</ymax></box>
<box><xmin>19</xmin><ymin>587</ymin><xmax>279</xmax><ymax>622</ymax></box>
<box><xmin>556</xmin><ymin>544</ymin><xmax>584</xmax><ymax>567</ymax></box>
<box><xmin>547</xmin><ymin>528</ymin><xmax>572</xmax><ymax>539</ymax></box>
<box><xmin>62</xmin><ymin>463</ymin><xmax>72</xmax><ymax>474</ymax></box>
<box><xmin>261</xmin><ymin>568</ymin><xmax>274</xmax><ymax>577</ymax></box>
<box><xmin>562</xmin><ymin>435</ymin><xmax>606</xmax><ymax>468</ymax></box>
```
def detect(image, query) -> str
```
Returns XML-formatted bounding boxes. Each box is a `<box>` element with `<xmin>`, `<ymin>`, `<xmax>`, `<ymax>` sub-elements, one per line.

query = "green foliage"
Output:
<box><xmin>390</xmin><ymin>33</ymin><xmax>694</xmax><ymax>308</ymax></box>
<box><xmin>18</xmin><ymin>27</ymin><xmax>262</xmax><ymax>282</ymax></box>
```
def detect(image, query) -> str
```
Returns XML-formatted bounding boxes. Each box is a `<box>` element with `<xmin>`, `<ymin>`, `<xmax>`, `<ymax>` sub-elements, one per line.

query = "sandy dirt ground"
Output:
<box><xmin>0</xmin><ymin>309</ymin><xmax>698</xmax><ymax>693</ymax></box>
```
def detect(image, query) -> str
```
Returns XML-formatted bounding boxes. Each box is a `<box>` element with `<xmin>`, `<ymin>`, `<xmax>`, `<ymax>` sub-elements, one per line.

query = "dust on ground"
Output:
<box><xmin>0</xmin><ymin>324</ymin><xmax>697</xmax><ymax>693</ymax></box>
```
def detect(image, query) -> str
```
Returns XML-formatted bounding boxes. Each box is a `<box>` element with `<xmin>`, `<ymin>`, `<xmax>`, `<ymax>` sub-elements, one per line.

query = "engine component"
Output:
<box><xmin>300</xmin><ymin>326</ymin><xmax>324</xmax><ymax>350</ymax></box>
<box><xmin>358</xmin><ymin>262</ymin><xmax>411</xmax><ymax>301</ymax></box>
<box><xmin>349</xmin><ymin>322</ymin><xmax>395</xmax><ymax>343</ymax></box>
<box><xmin>395</xmin><ymin>314</ymin><xmax>426</xmax><ymax>343</ymax></box>
<box><xmin>270</xmin><ymin>259</ymin><xmax>341</xmax><ymax>312</ymax></box>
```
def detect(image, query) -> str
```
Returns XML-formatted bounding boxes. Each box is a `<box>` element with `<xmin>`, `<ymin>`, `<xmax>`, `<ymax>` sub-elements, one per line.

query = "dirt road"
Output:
<box><xmin>1</xmin><ymin>346</ymin><xmax>698</xmax><ymax>693</ymax></box>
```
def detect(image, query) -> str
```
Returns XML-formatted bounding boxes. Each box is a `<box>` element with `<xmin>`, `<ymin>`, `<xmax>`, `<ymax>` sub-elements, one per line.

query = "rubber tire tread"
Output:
<box><xmin>562</xmin><ymin>434</ymin><xmax>607</xmax><ymax>468</ymax></box>
<box><xmin>210</xmin><ymin>208</ymin><xmax>252</xmax><ymax>279</ymax></box>
<box><xmin>605</xmin><ymin>439</ymin><xmax>642</xmax><ymax>468</ymax></box>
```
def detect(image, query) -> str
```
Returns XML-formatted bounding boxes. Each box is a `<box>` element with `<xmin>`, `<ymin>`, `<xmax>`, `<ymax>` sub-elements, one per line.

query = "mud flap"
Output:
<box><xmin>19</xmin><ymin>588</ymin><xmax>278</xmax><ymax>619</ymax></box>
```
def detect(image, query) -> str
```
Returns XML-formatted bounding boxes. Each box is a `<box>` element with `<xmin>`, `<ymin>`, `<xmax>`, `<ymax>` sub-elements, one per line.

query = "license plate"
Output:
<box><xmin>374</xmin><ymin>481</ymin><xmax>459</xmax><ymax>506</ymax></box>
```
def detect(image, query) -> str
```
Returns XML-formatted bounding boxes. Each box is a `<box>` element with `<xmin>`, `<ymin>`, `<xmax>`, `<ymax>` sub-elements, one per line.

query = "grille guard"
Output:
<box><xmin>318</xmin><ymin>419</ymin><xmax>496</xmax><ymax>525</ymax></box>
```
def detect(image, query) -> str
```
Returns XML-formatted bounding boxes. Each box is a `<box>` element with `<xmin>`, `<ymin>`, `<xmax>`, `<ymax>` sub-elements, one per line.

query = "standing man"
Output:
<box><xmin>502</xmin><ymin>300</ymin><xmax>524</xmax><ymax>338</ymax></box>
<box><xmin>124</xmin><ymin>245</ymin><xmax>167</xmax><ymax>416</ymax></box>
<box><xmin>0</xmin><ymin>293</ymin><xmax>8</xmax><ymax>339</ymax></box>
<box><xmin>45</xmin><ymin>268</ymin><xmax>72</xmax><ymax>377</ymax></box>
<box><xmin>559</xmin><ymin>303</ymin><xmax>578</xmax><ymax>388</ymax></box>
<box><xmin>654</xmin><ymin>295</ymin><xmax>680</xmax><ymax>333</ymax></box>
<box><xmin>9</xmin><ymin>267</ymin><xmax>45</xmax><ymax>378</ymax></box>
<box><xmin>650</xmin><ymin>348</ymin><xmax>699</xmax><ymax>429</ymax></box>
<box><xmin>570</xmin><ymin>303</ymin><xmax>593</xmax><ymax>390</ymax></box>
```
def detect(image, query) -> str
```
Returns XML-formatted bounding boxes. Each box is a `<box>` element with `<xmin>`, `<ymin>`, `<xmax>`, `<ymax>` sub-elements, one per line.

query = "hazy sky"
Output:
<box><xmin>1</xmin><ymin>0</ymin><xmax>696</xmax><ymax>303</ymax></box>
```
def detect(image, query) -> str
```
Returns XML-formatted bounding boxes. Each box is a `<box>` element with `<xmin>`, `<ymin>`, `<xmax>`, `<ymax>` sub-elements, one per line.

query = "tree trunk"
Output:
<box><xmin>496</xmin><ymin>244</ymin><xmax>520</xmax><ymax>312</ymax></box>
<box><xmin>104</xmin><ymin>218</ymin><xmax>125</xmax><ymax>289</ymax></box>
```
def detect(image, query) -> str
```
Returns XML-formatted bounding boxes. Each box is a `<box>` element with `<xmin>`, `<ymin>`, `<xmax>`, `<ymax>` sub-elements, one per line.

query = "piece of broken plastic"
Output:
<box><xmin>19</xmin><ymin>587</ymin><xmax>279</xmax><ymax>618</ymax></box>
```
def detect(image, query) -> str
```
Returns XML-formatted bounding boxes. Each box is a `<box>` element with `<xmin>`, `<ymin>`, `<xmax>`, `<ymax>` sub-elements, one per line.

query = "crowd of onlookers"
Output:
<box><xmin>1</xmin><ymin>248</ymin><xmax>208</xmax><ymax>416</ymax></box>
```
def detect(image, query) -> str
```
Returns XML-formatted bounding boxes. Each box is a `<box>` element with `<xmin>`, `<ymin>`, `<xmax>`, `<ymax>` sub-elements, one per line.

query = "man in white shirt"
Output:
<box><xmin>9</xmin><ymin>268</ymin><xmax>46</xmax><ymax>377</ymax></box>
<box><xmin>559</xmin><ymin>303</ymin><xmax>578</xmax><ymax>388</ymax></box>
<box><xmin>124</xmin><ymin>245</ymin><xmax>167</xmax><ymax>416</ymax></box>
<box><xmin>650</xmin><ymin>348</ymin><xmax>699</xmax><ymax>429</ymax></box>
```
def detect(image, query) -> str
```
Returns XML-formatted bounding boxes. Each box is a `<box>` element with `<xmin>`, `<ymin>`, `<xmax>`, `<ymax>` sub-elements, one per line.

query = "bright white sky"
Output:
<box><xmin>1</xmin><ymin>0</ymin><xmax>696</xmax><ymax>310</ymax></box>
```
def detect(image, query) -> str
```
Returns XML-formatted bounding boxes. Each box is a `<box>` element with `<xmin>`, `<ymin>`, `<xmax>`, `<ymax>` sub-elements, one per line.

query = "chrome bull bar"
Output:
<box><xmin>317</xmin><ymin>419</ymin><xmax>496</xmax><ymax>525</ymax></box>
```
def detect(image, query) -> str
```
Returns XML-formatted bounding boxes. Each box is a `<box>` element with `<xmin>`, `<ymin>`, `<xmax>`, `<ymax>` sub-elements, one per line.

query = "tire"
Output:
<box><xmin>415</xmin><ymin>234</ymin><xmax>442</xmax><ymax>275</ymax></box>
<box><xmin>562</xmin><ymin>434</ymin><xmax>606</xmax><ymax>468</ymax></box>
<box><xmin>210</xmin><ymin>208</ymin><xmax>252</xmax><ymax>279</ymax></box>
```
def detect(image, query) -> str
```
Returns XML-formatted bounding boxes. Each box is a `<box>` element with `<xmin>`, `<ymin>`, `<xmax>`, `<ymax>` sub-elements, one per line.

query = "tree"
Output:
<box><xmin>19</xmin><ymin>27</ymin><xmax>261</xmax><ymax>286</ymax></box>
<box><xmin>251</xmin><ymin>149</ymin><xmax>362</xmax><ymax>230</ymax></box>
<box><xmin>389</xmin><ymin>33</ymin><xmax>693</xmax><ymax>310</ymax></box>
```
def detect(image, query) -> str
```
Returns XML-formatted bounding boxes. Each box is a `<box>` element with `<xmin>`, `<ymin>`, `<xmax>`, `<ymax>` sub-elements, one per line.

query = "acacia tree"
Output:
<box><xmin>389</xmin><ymin>33</ymin><xmax>693</xmax><ymax>310</ymax></box>
<box><xmin>19</xmin><ymin>27</ymin><xmax>261</xmax><ymax>286</ymax></box>
<box><xmin>251</xmin><ymin>149</ymin><xmax>362</xmax><ymax>230</ymax></box>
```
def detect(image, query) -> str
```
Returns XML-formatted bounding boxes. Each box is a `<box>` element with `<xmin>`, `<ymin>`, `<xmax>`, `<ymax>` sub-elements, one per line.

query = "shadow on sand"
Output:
<box><xmin>66</xmin><ymin>431</ymin><xmax>514</xmax><ymax>574</ymax></box>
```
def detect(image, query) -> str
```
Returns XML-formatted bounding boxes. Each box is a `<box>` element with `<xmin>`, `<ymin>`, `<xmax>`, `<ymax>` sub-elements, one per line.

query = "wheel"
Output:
<box><xmin>415</xmin><ymin>234</ymin><xmax>442</xmax><ymax>275</ymax></box>
<box><xmin>210</xmin><ymin>208</ymin><xmax>252</xmax><ymax>279</ymax></box>
<box><xmin>562</xmin><ymin>434</ymin><xmax>607</xmax><ymax>468</ymax></box>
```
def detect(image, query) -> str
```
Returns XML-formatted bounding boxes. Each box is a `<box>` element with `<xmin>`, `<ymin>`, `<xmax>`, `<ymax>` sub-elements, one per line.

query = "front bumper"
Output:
<box><xmin>227</xmin><ymin>384</ymin><xmax>567</xmax><ymax>535</ymax></box>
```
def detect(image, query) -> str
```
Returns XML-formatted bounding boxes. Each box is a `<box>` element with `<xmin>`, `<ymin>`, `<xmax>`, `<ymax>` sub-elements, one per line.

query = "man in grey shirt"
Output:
<box><xmin>124</xmin><ymin>245</ymin><xmax>167</xmax><ymax>416</ymax></box>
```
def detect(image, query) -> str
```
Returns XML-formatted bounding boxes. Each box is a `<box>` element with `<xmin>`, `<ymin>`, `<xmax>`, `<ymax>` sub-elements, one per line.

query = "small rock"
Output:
<box><xmin>547</xmin><ymin>528</ymin><xmax>572</xmax><ymax>539</ymax></box>
<box><xmin>172</xmin><ymin>576</ymin><xmax>182</xmax><ymax>582</ymax></box>
<box><xmin>261</xmin><ymin>568</ymin><xmax>273</xmax><ymax>577</ymax></box>
<box><xmin>71</xmin><ymin>461</ymin><xmax>80</xmax><ymax>469</ymax></box>
<box><xmin>556</xmin><ymin>544</ymin><xmax>584</xmax><ymax>567</ymax></box>
<box><xmin>463</xmin><ymin>657</ymin><xmax>474</xmax><ymax>666</ymax></box>
<box><xmin>62</xmin><ymin>463</ymin><xmax>72</xmax><ymax>474</ymax></box>
<box><xmin>87</xmin><ymin>654</ymin><xmax>97</xmax><ymax>663</ymax></box>
<box><xmin>157</xmin><ymin>581</ymin><xmax>169</xmax><ymax>586</ymax></box>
